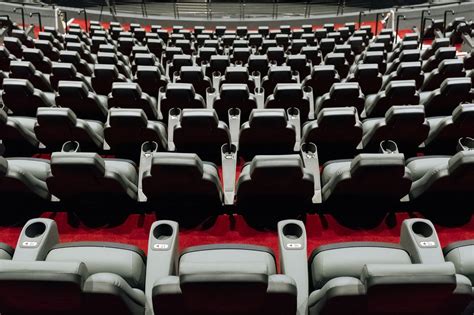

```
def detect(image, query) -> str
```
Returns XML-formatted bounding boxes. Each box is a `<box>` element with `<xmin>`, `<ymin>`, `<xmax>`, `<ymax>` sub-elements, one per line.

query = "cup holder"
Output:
<box><xmin>213</xmin><ymin>71</ymin><xmax>221</xmax><ymax>78</ymax></box>
<box><xmin>159</xmin><ymin>86</ymin><xmax>166</xmax><ymax>94</ymax></box>
<box><xmin>412</xmin><ymin>221</ymin><xmax>433</xmax><ymax>238</ymax></box>
<box><xmin>25</xmin><ymin>222</ymin><xmax>46</xmax><ymax>238</ymax></box>
<box><xmin>301</xmin><ymin>142</ymin><xmax>317</xmax><ymax>155</ymax></box>
<box><xmin>61</xmin><ymin>141</ymin><xmax>80</xmax><ymax>153</ymax></box>
<box><xmin>153</xmin><ymin>224</ymin><xmax>174</xmax><ymax>241</ymax></box>
<box><xmin>379</xmin><ymin>140</ymin><xmax>399</xmax><ymax>154</ymax></box>
<box><xmin>251</xmin><ymin>70</ymin><xmax>260</xmax><ymax>78</ymax></box>
<box><xmin>206</xmin><ymin>87</ymin><xmax>216</xmax><ymax>94</ymax></box>
<box><xmin>228</xmin><ymin>107</ymin><xmax>241</xmax><ymax>117</ymax></box>
<box><xmin>457</xmin><ymin>137</ymin><xmax>474</xmax><ymax>152</ymax></box>
<box><xmin>255</xmin><ymin>87</ymin><xmax>264</xmax><ymax>95</ymax></box>
<box><xmin>303</xmin><ymin>85</ymin><xmax>312</xmax><ymax>94</ymax></box>
<box><xmin>282</xmin><ymin>223</ymin><xmax>303</xmax><ymax>240</ymax></box>
<box><xmin>169</xmin><ymin>107</ymin><xmax>182</xmax><ymax>118</ymax></box>
<box><xmin>222</xmin><ymin>143</ymin><xmax>237</xmax><ymax>156</ymax></box>
<box><xmin>141</xmin><ymin>141</ymin><xmax>158</xmax><ymax>154</ymax></box>
<box><xmin>287</xmin><ymin>107</ymin><xmax>300</xmax><ymax>117</ymax></box>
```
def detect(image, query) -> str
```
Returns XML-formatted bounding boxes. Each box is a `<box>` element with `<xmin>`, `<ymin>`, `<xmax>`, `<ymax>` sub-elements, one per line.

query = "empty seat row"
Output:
<box><xmin>0</xmin><ymin>217</ymin><xmax>473</xmax><ymax>315</ymax></box>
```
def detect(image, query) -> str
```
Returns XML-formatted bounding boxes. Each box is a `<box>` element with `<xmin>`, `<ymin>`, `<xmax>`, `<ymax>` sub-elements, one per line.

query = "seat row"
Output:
<box><xmin>0</xmin><ymin>217</ymin><xmax>472</xmax><ymax>315</ymax></box>
<box><xmin>2</xmin><ymin>136</ymin><xmax>474</xmax><ymax>226</ymax></box>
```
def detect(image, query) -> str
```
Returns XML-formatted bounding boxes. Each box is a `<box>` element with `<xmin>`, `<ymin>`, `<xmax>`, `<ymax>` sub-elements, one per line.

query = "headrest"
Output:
<box><xmin>329</xmin><ymin>82</ymin><xmax>360</xmax><ymax>99</ymax></box>
<box><xmin>136</xmin><ymin>65</ymin><xmax>160</xmax><ymax>78</ymax></box>
<box><xmin>38</xmin><ymin>32</ymin><xmax>55</xmax><ymax>42</ymax></box>
<box><xmin>435</xmin><ymin>47</ymin><xmax>457</xmax><ymax>61</ymax></box>
<box><xmin>66</xmin><ymin>42</ymin><xmax>85</xmax><ymax>53</ymax></box>
<box><xmin>440</xmin><ymin>77</ymin><xmax>471</xmax><ymax>95</ymax></box>
<box><xmin>94</xmin><ymin>64</ymin><xmax>119</xmax><ymax>78</ymax></box>
<box><xmin>317</xmin><ymin>107</ymin><xmax>358</xmax><ymax>127</ymax></box>
<box><xmin>452</xmin><ymin>104</ymin><xmax>474</xmax><ymax>126</ymax></box>
<box><xmin>385</xmin><ymin>105</ymin><xmax>426</xmax><ymax>126</ymax></box>
<box><xmin>109</xmin><ymin>108</ymin><xmax>148</xmax><ymax>128</ymax></box>
<box><xmin>364</xmin><ymin>51</ymin><xmax>385</xmax><ymax>63</ymax></box>
<box><xmin>432</xmin><ymin>37</ymin><xmax>450</xmax><ymax>49</ymax></box>
<box><xmin>448</xmin><ymin>151</ymin><xmax>474</xmax><ymax>177</ymax></box>
<box><xmin>132</xmin><ymin>47</ymin><xmax>150</xmax><ymax>55</ymax></box>
<box><xmin>325</xmin><ymin>52</ymin><xmax>346</xmax><ymax>64</ymax></box>
<box><xmin>286</xmin><ymin>54</ymin><xmax>306</xmax><ymax>63</ymax></box>
<box><xmin>112</xmin><ymin>82</ymin><xmax>143</xmax><ymax>99</ymax></box>
<box><xmin>350</xmin><ymin>153</ymin><xmax>406</xmax><ymax>179</ymax></box>
<box><xmin>402</xmin><ymin>33</ymin><xmax>419</xmax><ymax>42</ymax></box>
<box><xmin>134</xmin><ymin>53</ymin><xmax>156</xmax><ymax>65</ymax></box>
<box><xmin>180</xmin><ymin>66</ymin><xmax>204</xmax><ymax>81</ymax></box>
<box><xmin>354</xmin><ymin>63</ymin><xmax>380</xmax><ymax>77</ymax></box>
<box><xmin>396</xmin><ymin>61</ymin><xmax>422</xmax><ymax>77</ymax></box>
<box><xmin>166</xmin><ymin>83</ymin><xmax>195</xmax><ymax>101</ymax></box>
<box><xmin>10</xmin><ymin>60</ymin><xmax>36</xmax><ymax>77</ymax></box>
<box><xmin>151</xmin><ymin>152</ymin><xmax>203</xmax><ymax>180</ymax></box>
<box><xmin>334</xmin><ymin>44</ymin><xmax>351</xmax><ymax>54</ymax></box>
<box><xmin>37</xmin><ymin>107</ymin><xmax>77</xmax><ymax>127</ymax></box>
<box><xmin>180</xmin><ymin>108</ymin><xmax>219</xmax><ymax>129</ymax></box>
<box><xmin>248</xmin><ymin>109</ymin><xmax>288</xmax><ymax>129</ymax></box>
<box><xmin>0</xmin><ymin>156</ymin><xmax>7</xmax><ymax>176</ymax></box>
<box><xmin>268</xmin><ymin>66</ymin><xmax>292</xmax><ymax>81</ymax></box>
<box><xmin>361</xmin><ymin>263</ymin><xmax>456</xmax><ymax>290</ymax></box>
<box><xmin>366</xmin><ymin>42</ymin><xmax>386</xmax><ymax>52</ymax></box>
<box><xmin>312</xmin><ymin>64</ymin><xmax>337</xmax><ymax>78</ymax></box>
<box><xmin>51</xmin><ymin>152</ymin><xmax>106</xmax><ymax>178</ymax></box>
<box><xmin>385</xmin><ymin>80</ymin><xmax>417</xmax><ymax>97</ymax></box>
<box><xmin>4</xmin><ymin>36</ymin><xmax>21</xmax><ymax>47</ymax></box>
<box><xmin>220</xmin><ymin>83</ymin><xmax>249</xmax><ymax>101</ymax></box>
<box><xmin>210</xmin><ymin>55</ymin><xmax>230</xmax><ymax>66</ymax></box>
<box><xmin>57</xmin><ymin>81</ymin><xmax>89</xmax><ymax>99</ymax></box>
<box><xmin>273</xmin><ymin>83</ymin><xmax>303</xmax><ymax>99</ymax></box>
<box><xmin>3</xmin><ymin>78</ymin><xmax>35</xmax><ymax>96</ymax></box>
<box><xmin>98</xmin><ymin>44</ymin><xmax>117</xmax><ymax>53</ymax></box>
<box><xmin>52</xmin><ymin>62</ymin><xmax>78</xmax><ymax>77</ymax></box>
<box><xmin>225</xmin><ymin>66</ymin><xmax>249</xmax><ymax>82</ymax></box>
<box><xmin>0</xmin><ymin>46</ymin><xmax>10</xmax><ymax>57</ymax></box>
<box><xmin>22</xmin><ymin>48</ymin><xmax>44</xmax><ymax>60</ymax></box>
<box><xmin>398</xmin><ymin>49</ymin><xmax>421</xmax><ymax>61</ymax></box>
<box><xmin>59</xmin><ymin>50</ymin><xmax>81</xmax><ymax>64</ymax></box>
<box><xmin>250</xmin><ymin>155</ymin><xmax>304</xmax><ymax>182</ymax></box>
<box><xmin>400</xmin><ymin>40</ymin><xmax>419</xmax><ymax>50</ymax></box>
<box><xmin>97</xmin><ymin>52</ymin><xmax>118</xmax><ymax>64</ymax></box>
<box><xmin>319</xmin><ymin>38</ymin><xmax>335</xmax><ymax>47</ymax></box>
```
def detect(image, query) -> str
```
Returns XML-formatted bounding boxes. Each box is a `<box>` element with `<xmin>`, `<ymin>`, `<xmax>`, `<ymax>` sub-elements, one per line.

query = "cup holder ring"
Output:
<box><xmin>153</xmin><ymin>223</ymin><xmax>174</xmax><ymax>241</ymax></box>
<box><xmin>25</xmin><ymin>222</ymin><xmax>47</xmax><ymax>238</ymax></box>
<box><xmin>412</xmin><ymin>221</ymin><xmax>433</xmax><ymax>238</ymax></box>
<box><xmin>282</xmin><ymin>223</ymin><xmax>303</xmax><ymax>240</ymax></box>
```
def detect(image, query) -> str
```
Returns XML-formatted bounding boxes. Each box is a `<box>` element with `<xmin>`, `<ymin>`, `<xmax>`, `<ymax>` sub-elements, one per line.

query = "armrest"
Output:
<box><xmin>145</xmin><ymin>220</ymin><xmax>179</xmax><ymax>308</ymax></box>
<box><xmin>278</xmin><ymin>220</ymin><xmax>308</xmax><ymax>315</ymax></box>
<box><xmin>13</xmin><ymin>218</ymin><xmax>59</xmax><ymax>261</ymax></box>
<box><xmin>400</xmin><ymin>218</ymin><xmax>445</xmax><ymax>264</ymax></box>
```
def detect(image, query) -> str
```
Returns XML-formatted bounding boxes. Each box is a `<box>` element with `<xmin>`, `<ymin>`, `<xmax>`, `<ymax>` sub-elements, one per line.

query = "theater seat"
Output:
<box><xmin>50</xmin><ymin>62</ymin><xmax>94</xmax><ymax>91</ymax></box>
<box><xmin>419</xmin><ymin>77</ymin><xmax>472</xmax><ymax>117</ymax></box>
<box><xmin>9</xmin><ymin>60</ymin><xmax>53</xmax><ymax>92</ymax></box>
<box><xmin>315</xmin><ymin>82</ymin><xmax>364</xmax><ymax>115</ymax></box>
<box><xmin>92</xmin><ymin>64</ymin><xmax>128</xmax><ymax>96</ymax></box>
<box><xmin>422</xmin><ymin>47</ymin><xmax>457</xmax><ymax>73</ymax></box>
<box><xmin>382</xmin><ymin>61</ymin><xmax>424</xmax><ymax>90</ymax></box>
<box><xmin>321</xmin><ymin>153</ymin><xmax>411</xmax><ymax>206</ymax></box>
<box><xmin>309</xmin><ymin>237</ymin><xmax>470</xmax><ymax>315</ymax></box>
<box><xmin>109</xmin><ymin>82</ymin><xmax>158</xmax><ymax>120</ymax></box>
<box><xmin>302</xmin><ymin>107</ymin><xmax>362</xmax><ymax>162</ymax></box>
<box><xmin>160</xmin><ymin>83</ymin><xmax>206</xmax><ymax>121</ymax></box>
<box><xmin>236</xmin><ymin>155</ymin><xmax>314</xmax><ymax>226</ymax></box>
<box><xmin>173</xmin><ymin>109</ymin><xmax>230</xmax><ymax>164</ymax></box>
<box><xmin>421</xmin><ymin>59</ymin><xmax>466</xmax><ymax>92</ymax></box>
<box><xmin>239</xmin><ymin>109</ymin><xmax>296</xmax><ymax>160</ymax></box>
<box><xmin>22</xmin><ymin>48</ymin><xmax>52</xmax><ymax>74</ymax></box>
<box><xmin>46</xmin><ymin>152</ymin><xmax>138</xmax><ymax>209</ymax></box>
<box><xmin>176</xmin><ymin>66</ymin><xmax>212</xmax><ymax>98</ymax></box>
<box><xmin>0</xmin><ymin>241</ymin><xmax>146</xmax><ymax>314</ymax></box>
<box><xmin>407</xmin><ymin>151</ymin><xmax>474</xmax><ymax>207</ymax></box>
<box><xmin>346</xmin><ymin>63</ymin><xmax>382</xmax><ymax>95</ymax></box>
<box><xmin>0</xmin><ymin>108</ymin><xmax>39</xmax><ymax>156</ymax></box>
<box><xmin>2</xmin><ymin>78</ymin><xmax>55</xmax><ymax>117</ymax></box>
<box><xmin>363</xmin><ymin>80</ymin><xmax>420</xmax><ymax>118</ymax></box>
<box><xmin>261</xmin><ymin>66</ymin><xmax>297</xmax><ymax>98</ymax></box>
<box><xmin>152</xmin><ymin>243</ymin><xmax>296</xmax><ymax>315</ymax></box>
<box><xmin>303</xmin><ymin>65</ymin><xmax>341</xmax><ymax>99</ymax></box>
<box><xmin>56</xmin><ymin>81</ymin><xmax>109</xmax><ymax>122</ymax></box>
<box><xmin>213</xmin><ymin>83</ymin><xmax>257</xmax><ymax>123</ymax></box>
<box><xmin>361</xmin><ymin>105</ymin><xmax>429</xmax><ymax>154</ymax></box>
<box><xmin>265</xmin><ymin>83</ymin><xmax>311</xmax><ymax>122</ymax></box>
<box><xmin>104</xmin><ymin>108</ymin><xmax>167</xmax><ymax>159</ymax></box>
<box><xmin>219</xmin><ymin>66</ymin><xmax>256</xmax><ymax>92</ymax></box>
<box><xmin>424</xmin><ymin>104</ymin><xmax>474</xmax><ymax>154</ymax></box>
<box><xmin>0</xmin><ymin>156</ymin><xmax>50</xmax><ymax>209</ymax></box>
<box><xmin>34</xmin><ymin>107</ymin><xmax>104</xmax><ymax>152</ymax></box>
<box><xmin>134</xmin><ymin>65</ymin><xmax>169</xmax><ymax>98</ymax></box>
<box><xmin>142</xmin><ymin>152</ymin><xmax>223</xmax><ymax>226</ymax></box>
